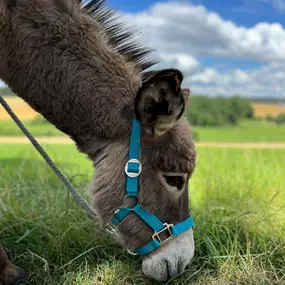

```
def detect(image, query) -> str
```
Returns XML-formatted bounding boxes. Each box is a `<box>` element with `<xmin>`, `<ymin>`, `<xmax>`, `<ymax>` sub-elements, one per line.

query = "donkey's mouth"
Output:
<box><xmin>141</xmin><ymin>229</ymin><xmax>195</xmax><ymax>281</ymax></box>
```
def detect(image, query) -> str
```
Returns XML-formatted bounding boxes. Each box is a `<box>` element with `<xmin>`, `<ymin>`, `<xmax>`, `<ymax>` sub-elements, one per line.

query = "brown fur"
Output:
<box><xmin>0</xmin><ymin>0</ymin><xmax>196</xmax><ymax>281</ymax></box>
<box><xmin>0</xmin><ymin>246</ymin><xmax>28</xmax><ymax>285</ymax></box>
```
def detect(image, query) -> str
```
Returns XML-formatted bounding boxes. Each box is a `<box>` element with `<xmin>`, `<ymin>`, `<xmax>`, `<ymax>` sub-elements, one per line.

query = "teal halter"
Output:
<box><xmin>111</xmin><ymin>116</ymin><xmax>194</xmax><ymax>255</ymax></box>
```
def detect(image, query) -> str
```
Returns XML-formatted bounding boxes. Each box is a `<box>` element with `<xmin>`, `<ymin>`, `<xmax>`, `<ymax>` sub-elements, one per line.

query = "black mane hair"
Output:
<box><xmin>81</xmin><ymin>0</ymin><xmax>158</xmax><ymax>72</ymax></box>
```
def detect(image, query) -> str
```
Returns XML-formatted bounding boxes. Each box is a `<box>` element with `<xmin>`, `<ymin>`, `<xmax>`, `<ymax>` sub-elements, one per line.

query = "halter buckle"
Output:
<box><xmin>152</xmin><ymin>223</ymin><xmax>174</xmax><ymax>245</ymax></box>
<box><xmin>125</xmin><ymin>158</ymin><xmax>142</xmax><ymax>178</ymax></box>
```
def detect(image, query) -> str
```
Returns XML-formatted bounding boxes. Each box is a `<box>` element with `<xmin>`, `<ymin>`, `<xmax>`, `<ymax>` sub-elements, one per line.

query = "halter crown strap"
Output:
<box><xmin>111</xmin><ymin>116</ymin><xmax>194</xmax><ymax>255</ymax></box>
<box><xmin>124</xmin><ymin>117</ymin><xmax>142</xmax><ymax>197</ymax></box>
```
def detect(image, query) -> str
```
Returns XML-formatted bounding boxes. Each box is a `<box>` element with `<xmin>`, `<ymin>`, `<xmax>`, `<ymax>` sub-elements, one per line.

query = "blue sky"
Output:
<box><xmin>108</xmin><ymin>0</ymin><xmax>285</xmax><ymax>26</ymax></box>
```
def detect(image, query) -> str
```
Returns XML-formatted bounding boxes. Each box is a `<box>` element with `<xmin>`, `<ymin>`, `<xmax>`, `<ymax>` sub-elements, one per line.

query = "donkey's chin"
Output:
<box><xmin>141</xmin><ymin>229</ymin><xmax>195</xmax><ymax>282</ymax></box>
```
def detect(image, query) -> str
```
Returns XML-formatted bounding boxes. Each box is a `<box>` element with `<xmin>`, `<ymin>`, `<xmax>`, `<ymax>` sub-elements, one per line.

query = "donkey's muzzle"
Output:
<box><xmin>141</xmin><ymin>229</ymin><xmax>195</xmax><ymax>281</ymax></box>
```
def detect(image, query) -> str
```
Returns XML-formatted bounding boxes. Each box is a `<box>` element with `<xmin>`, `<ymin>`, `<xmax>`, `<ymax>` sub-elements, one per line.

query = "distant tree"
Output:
<box><xmin>185</xmin><ymin>95</ymin><xmax>254</xmax><ymax>127</ymax></box>
<box><xmin>229</xmin><ymin>96</ymin><xmax>254</xmax><ymax>119</ymax></box>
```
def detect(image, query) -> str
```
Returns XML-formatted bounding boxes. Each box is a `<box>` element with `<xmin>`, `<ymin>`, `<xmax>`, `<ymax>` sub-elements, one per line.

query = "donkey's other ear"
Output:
<box><xmin>182</xmin><ymin>88</ymin><xmax>190</xmax><ymax>105</ymax></box>
<box><xmin>135</xmin><ymin>69</ymin><xmax>186</xmax><ymax>137</ymax></box>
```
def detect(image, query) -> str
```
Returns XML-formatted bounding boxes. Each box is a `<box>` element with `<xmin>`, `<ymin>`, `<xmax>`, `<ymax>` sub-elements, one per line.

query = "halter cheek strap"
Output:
<box><xmin>111</xmin><ymin>116</ymin><xmax>194</xmax><ymax>255</ymax></box>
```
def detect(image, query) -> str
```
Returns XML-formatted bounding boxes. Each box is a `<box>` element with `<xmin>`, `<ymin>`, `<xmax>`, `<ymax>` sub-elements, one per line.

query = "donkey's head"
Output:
<box><xmin>0</xmin><ymin>0</ymin><xmax>196</xmax><ymax>281</ymax></box>
<box><xmin>91</xmin><ymin>69</ymin><xmax>196</xmax><ymax>281</ymax></box>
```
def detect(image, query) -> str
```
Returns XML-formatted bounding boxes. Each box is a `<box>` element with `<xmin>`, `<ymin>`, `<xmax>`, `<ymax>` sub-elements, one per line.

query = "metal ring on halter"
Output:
<box><xmin>125</xmin><ymin>158</ymin><xmax>142</xmax><ymax>178</ymax></box>
<box><xmin>123</xmin><ymin>195</ymin><xmax>138</xmax><ymax>205</ymax></box>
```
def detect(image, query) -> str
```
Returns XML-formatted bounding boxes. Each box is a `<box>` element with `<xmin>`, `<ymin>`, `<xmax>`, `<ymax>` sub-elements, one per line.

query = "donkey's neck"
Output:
<box><xmin>5</xmin><ymin>1</ymin><xmax>141</xmax><ymax>154</ymax></box>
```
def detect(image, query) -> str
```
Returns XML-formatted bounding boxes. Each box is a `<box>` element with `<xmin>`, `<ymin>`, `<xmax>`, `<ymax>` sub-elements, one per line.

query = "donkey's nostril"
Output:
<box><xmin>165</xmin><ymin>258</ymin><xmax>179</xmax><ymax>278</ymax></box>
<box><xmin>178</xmin><ymin>258</ymin><xmax>189</xmax><ymax>274</ymax></box>
<box><xmin>142</xmin><ymin>254</ymin><xmax>190</xmax><ymax>282</ymax></box>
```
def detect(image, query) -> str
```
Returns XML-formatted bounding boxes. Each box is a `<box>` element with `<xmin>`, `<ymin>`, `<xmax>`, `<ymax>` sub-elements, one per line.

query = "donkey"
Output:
<box><xmin>0</xmin><ymin>0</ymin><xmax>196</xmax><ymax>283</ymax></box>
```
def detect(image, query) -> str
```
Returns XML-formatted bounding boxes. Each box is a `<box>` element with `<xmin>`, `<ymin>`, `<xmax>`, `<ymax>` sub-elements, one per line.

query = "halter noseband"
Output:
<box><xmin>111</xmin><ymin>116</ymin><xmax>194</xmax><ymax>255</ymax></box>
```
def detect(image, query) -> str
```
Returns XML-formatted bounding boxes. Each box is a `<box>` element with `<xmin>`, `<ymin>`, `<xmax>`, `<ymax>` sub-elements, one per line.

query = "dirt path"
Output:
<box><xmin>0</xmin><ymin>136</ymin><xmax>285</xmax><ymax>149</ymax></box>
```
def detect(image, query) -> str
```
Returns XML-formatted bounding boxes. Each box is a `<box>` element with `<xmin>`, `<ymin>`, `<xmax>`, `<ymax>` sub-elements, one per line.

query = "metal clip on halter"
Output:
<box><xmin>152</xmin><ymin>223</ymin><xmax>174</xmax><ymax>245</ymax></box>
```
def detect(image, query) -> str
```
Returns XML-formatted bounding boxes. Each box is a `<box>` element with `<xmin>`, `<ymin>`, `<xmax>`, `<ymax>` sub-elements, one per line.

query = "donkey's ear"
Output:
<box><xmin>135</xmin><ymin>69</ymin><xmax>185</xmax><ymax>137</ymax></box>
<box><xmin>182</xmin><ymin>88</ymin><xmax>190</xmax><ymax>105</ymax></box>
<box><xmin>153</xmin><ymin>69</ymin><xmax>183</xmax><ymax>92</ymax></box>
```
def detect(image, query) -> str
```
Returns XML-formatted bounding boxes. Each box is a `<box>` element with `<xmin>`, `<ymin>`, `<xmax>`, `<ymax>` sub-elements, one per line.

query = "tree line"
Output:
<box><xmin>185</xmin><ymin>95</ymin><xmax>254</xmax><ymax>126</ymax></box>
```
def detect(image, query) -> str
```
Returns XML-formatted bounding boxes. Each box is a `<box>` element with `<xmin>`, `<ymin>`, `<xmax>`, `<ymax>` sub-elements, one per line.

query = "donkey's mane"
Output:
<box><xmin>81</xmin><ymin>0</ymin><xmax>157</xmax><ymax>72</ymax></box>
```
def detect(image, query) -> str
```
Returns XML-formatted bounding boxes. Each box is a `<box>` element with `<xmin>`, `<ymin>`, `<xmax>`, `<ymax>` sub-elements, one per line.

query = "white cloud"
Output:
<box><xmin>123</xmin><ymin>1</ymin><xmax>285</xmax><ymax>63</ymax></box>
<box><xmin>0</xmin><ymin>81</ymin><xmax>5</xmax><ymax>88</ymax></box>
<box><xmin>155</xmin><ymin>52</ymin><xmax>200</xmax><ymax>75</ymax></box>
<box><xmin>122</xmin><ymin>1</ymin><xmax>284</xmax><ymax>98</ymax></box>
<box><xmin>187</xmin><ymin>62</ymin><xmax>284</xmax><ymax>98</ymax></box>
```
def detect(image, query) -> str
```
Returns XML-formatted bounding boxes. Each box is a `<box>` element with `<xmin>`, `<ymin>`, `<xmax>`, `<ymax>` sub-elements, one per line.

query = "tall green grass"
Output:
<box><xmin>0</xmin><ymin>144</ymin><xmax>284</xmax><ymax>284</ymax></box>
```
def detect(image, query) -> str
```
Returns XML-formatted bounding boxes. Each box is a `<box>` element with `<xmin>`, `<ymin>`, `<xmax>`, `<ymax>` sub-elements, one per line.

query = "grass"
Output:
<box><xmin>0</xmin><ymin>144</ymin><xmax>284</xmax><ymax>284</ymax></box>
<box><xmin>193</xmin><ymin>119</ymin><xmax>285</xmax><ymax>142</ymax></box>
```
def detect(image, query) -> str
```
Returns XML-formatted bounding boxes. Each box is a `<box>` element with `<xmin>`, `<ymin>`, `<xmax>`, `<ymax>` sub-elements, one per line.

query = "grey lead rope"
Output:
<box><xmin>0</xmin><ymin>96</ymin><xmax>141</xmax><ymax>256</ymax></box>
<box><xmin>0</xmin><ymin>96</ymin><xmax>98</xmax><ymax>220</ymax></box>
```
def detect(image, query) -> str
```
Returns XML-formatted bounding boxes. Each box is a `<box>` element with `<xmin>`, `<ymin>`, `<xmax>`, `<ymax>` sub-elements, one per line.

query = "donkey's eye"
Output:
<box><xmin>163</xmin><ymin>175</ymin><xmax>185</xmax><ymax>191</ymax></box>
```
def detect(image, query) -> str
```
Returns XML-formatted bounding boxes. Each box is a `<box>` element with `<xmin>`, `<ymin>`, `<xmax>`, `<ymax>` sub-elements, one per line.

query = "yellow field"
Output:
<box><xmin>252</xmin><ymin>103</ymin><xmax>285</xmax><ymax>118</ymax></box>
<box><xmin>0</xmin><ymin>96</ymin><xmax>39</xmax><ymax>121</ymax></box>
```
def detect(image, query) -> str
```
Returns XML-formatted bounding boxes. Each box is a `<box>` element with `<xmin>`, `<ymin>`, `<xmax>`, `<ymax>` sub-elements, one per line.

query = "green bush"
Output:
<box><xmin>265</xmin><ymin>114</ymin><xmax>275</xmax><ymax>122</ymax></box>
<box><xmin>186</xmin><ymin>95</ymin><xmax>254</xmax><ymax>126</ymax></box>
<box><xmin>276</xmin><ymin>113</ymin><xmax>285</xmax><ymax>125</ymax></box>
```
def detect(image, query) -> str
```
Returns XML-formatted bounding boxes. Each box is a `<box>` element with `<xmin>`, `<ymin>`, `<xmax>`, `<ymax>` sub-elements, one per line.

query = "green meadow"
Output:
<box><xmin>0</xmin><ymin>143</ymin><xmax>284</xmax><ymax>284</ymax></box>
